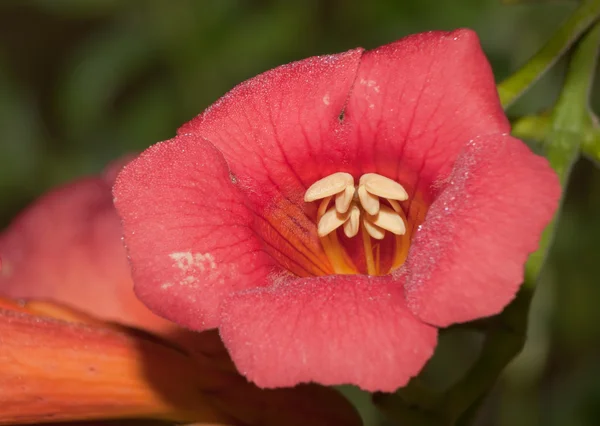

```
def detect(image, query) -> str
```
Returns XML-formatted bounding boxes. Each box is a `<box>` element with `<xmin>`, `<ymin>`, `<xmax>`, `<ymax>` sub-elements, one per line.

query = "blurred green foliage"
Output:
<box><xmin>0</xmin><ymin>1</ymin><xmax>599</xmax><ymax>425</ymax></box>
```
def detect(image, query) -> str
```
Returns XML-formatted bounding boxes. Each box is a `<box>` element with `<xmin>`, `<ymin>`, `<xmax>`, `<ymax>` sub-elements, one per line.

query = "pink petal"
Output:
<box><xmin>346</xmin><ymin>29</ymin><xmax>509</xmax><ymax>185</ymax></box>
<box><xmin>179</xmin><ymin>49</ymin><xmax>363</xmax><ymax>194</ymax></box>
<box><xmin>220</xmin><ymin>275</ymin><xmax>437</xmax><ymax>392</ymax></box>
<box><xmin>113</xmin><ymin>134</ymin><xmax>275</xmax><ymax>330</ymax></box>
<box><xmin>404</xmin><ymin>134</ymin><xmax>561</xmax><ymax>326</ymax></box>
<box><xmin>177</xmin><ymin>49</ymin><xmax>365</xmax><ymax>278</ymax></box>
<box><xmin>344</xmin><ymin>29</ymin><xmax>510</xmax><ymax>227</ymax></box>
<box><xmin>116</xmin><ymin>48</ymin><xmax>367</xmax><ymax>328</ymax></box>
<box><xmin>0</xmin><ymin>177</ymin><xmax>171</xmax><ymax>334</ymax></box>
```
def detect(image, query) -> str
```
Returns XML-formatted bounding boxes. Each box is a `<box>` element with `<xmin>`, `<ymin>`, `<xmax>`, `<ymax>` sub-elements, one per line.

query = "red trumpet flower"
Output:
<box><xmin>114</xmin><ymin>30</ymin><xmax>560</xmax><ymax>392</ymax></box>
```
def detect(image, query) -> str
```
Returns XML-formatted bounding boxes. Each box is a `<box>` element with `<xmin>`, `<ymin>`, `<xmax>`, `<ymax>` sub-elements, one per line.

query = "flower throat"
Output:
<box><xmin>305</xmin><ymin>172</ymin><xmax>411</xmax><ymax>276</ymax></box>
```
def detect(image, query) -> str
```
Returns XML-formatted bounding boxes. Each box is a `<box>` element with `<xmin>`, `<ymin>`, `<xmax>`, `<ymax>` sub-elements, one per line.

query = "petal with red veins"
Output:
<box><xmin>404</xmin><ymin>134</ymin><xmax>561</xmax><ymax>326</ymax></box>
<box><xmin>344</xmin><ymin>29</ymin><xmax>510</xmax><ymax>224</ymax></box>
<box><xmin>179</xmin><ymin>49</ymin><xmax>363</xmax><ymax>194</ymax></box>
<box><xmin>220</xmin><ymin>275</ymin><xmax>437</xmax><ymax>392</ymax></box>
<box><xmin>177</xmin><ymin>50</ymin><xmax>365</xmax><ymax>277</ymax></box>
<box><xmin>113</xmin><ymin>134</ymin><xmax>275</xmax><ymax>331</ymax></box>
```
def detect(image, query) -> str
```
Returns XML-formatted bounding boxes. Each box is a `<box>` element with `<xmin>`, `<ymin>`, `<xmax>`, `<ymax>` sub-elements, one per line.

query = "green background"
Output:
<box><xmin>0</xmin><ymin>1</ymin><xmax>599</xmax><ymax>425</ymax></box>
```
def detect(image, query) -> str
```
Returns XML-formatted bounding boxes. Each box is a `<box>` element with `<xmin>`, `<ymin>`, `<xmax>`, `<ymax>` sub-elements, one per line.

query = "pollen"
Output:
<box><xmin>305</xmin><ymin>172</ymin><xmax>410</xmax><ymax>275</ymax></box>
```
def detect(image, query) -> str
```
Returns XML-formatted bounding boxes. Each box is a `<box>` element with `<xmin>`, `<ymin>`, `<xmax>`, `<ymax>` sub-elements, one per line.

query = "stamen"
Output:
<box><xmin>388</xmin><ymin>201</ymin><xmax>411</xmax><ymax>273</ymax></box>
<box><xmin>318</xmin><ymin>207</ymin><xmax>349</xmax><ymax>237</ymax></box>
<box><xmin>357</xmin><ymin>185</ymin><xmax>380</xmax><ymax>215</ymax></box>
<box><xmin>363</xmin><ymin>218</ymin><xmax>386</xmax><ymax>240</ymax></box>
<box><xmin>318</xmin><ymin>196</ymin><xmax>333</xmax><ymax>218</ymax></box>
<box><xmin>343</xmin><ymin>204</ymin><xmax>360</xmax><ymax>238</ymax></box>
<box><xmin>335</xmin><ymin>185</ymin><xmax>355</xmax><ymax>214</ymax></box>
<box><xmin>320</xmin><ymin>232</ymin><xmax>358</xmax><ymax>274</ymax></box>
<box><xmin>367</xmin><ymin>205</ymin><xmax>406</xmax><ymax>235</ymax></box>
<box><xmin>360</xmin><ymin>173</ymin><xmax>408</xmax><ymax>201</ymax></box>
<box><xmin>361</xmin><ymin>224</ymin><xmax>377</xmax><ymax>275</ymax></box>
<box><xmin>305</xmin><ymin>172</ymin><xmax>412</xmax><ymax>276</ymax></box>
<box><xmin>374</xmin><ymin>243</ymin><xmax>381</xmax><ymax>275</ymax></box>
<box><xmin>316</xmin><ymin>195</ymin><xmax>358</xmax><ymax>274</ymax></box>
<box><xmin>387</xmin><ymin>199</ymin><xmax>402</xmax><ymax>213</ymax></box>
<box><xmin>304</xmin><ymin>172</ymin><xmax>354</xmax><ymax>202</ymax></box>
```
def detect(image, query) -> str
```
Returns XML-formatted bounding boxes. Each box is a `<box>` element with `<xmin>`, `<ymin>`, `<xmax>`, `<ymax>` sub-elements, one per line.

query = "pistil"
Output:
<box><xmin>305</xmin><ymin>172</ymin><xmax>410</xmax><ymax>275</ymax></box>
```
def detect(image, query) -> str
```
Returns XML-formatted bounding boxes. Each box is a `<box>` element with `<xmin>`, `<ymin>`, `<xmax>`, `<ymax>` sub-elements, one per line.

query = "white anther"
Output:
<box><xmin>304</xmin><ymin>172</ymin><xmax>354</xmax><ymax>202</ymax></box>
<box><xmin>363</xmin><ymin>218</ymin><xmax>386</xmax><ymax>240</ymax></box>
<box><xmin>357</xmin><ymin>185</ymin><xmax>380</xmax><ymax>215</ymax></box>
<box><xmin>317</xmin><ymin>196</ymin><xmax>333</xmax><ymax>218</ymax></box>
<box><xmin>367</xmin><ymin>205</ymin><xmax>406</xmax><ymax>235</ymax></box>
<box><xmin>387</xmin><ymin>198</ymin><xmax>402</xmax><ymax>213</ymax></box>
<box><xmin>307</xmin><ymin>172</ymin><xmax>408</xmax><ymax>241</ymax></box>
<box><xmin>335</xmin><ymin>185</ymin><xmax>355</xmax><ymax>214</ymax></box>
<box><xmin>343</xmin><ymin>204</ymin><xmax>360</xmax><ymax>238</ymax></box>
<box><xmin>318</xmin><ymin>207</ymin><xmax>349</xmax><ymax>237</ymax></box>
<box><xmin>360</xmin><ymin>173</ymin><xmax>408</xmax><ymax>201</ymax></box>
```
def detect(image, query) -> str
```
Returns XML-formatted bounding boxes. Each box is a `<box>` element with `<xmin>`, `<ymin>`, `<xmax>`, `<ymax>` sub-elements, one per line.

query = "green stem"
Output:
<box><xmin>582</xmin><ymin>117</ymin><xmax>600</xmax><ymax>161</ymax></box>
<box><xmin>498</xmin><ymin>0</ymin><xmax>600</xmax><ymax>109</ymax></box>
<box><xmin>526</xmin><ymin>20</ymin><xmax>600</xmax><ymax>282</ymax></box>
<box><xmin>512</xmin><ymin>114</ymin><xmax>600</xmax><ymax>164</ymax></box>
<box><xmin>512</xmin><ymin>114</ymin><xmax>551</xmax><ymax>142</ymax></box>
<box><xmin>550</xmin><ymin>22</ymin><xmax>600</xmax><ymax>137</ymax></box>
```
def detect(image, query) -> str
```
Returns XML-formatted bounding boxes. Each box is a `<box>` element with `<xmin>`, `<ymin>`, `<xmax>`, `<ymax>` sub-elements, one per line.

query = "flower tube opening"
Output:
<box><xmin>302</xmin><ymin>172</ymin><xmax>423</xmax><ymax>276</ymax></box>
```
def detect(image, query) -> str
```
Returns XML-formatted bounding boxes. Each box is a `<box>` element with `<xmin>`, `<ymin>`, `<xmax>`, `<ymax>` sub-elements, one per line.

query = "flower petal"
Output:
<box><xmin>344</xmin><ymin>29</ymin><xmax>510</xmax><ymax>221</ymax></box>
<box><xmin>175</xmin><ymin>50</ymin><xmax>364</xmax><ymax>278</ymax></box>
<box><xmin>179</xmin><ymin>49</ymin><xmax>363</xmax><ymax>192</ymax></box>
<box><xmin>404</xmin><ymin>135</ymin><xmax>560</xmax><ymax>326</ymax></box>
<box><xmin>113</xmin><ymin>134</ymin><xmax>275</xmax><ymax>331</ymax></box>
<box><xmin>0</xmin><ymin>298</ymin><xmax>362</xmax><ymax>426</ymax></box>
<box><xmin>220</xmin><ymin>275</ymin><xmax>437</xmax><ymax>392</ymax></box>
<box><xmin>0</xmin><ymin>176</ymin><xmax>172</xmax><ymax>334</ymax></box>
<box><xmin>0</xmin><ymin>298</ymin><xmax>228</xmax><ymax>424</ymax></box>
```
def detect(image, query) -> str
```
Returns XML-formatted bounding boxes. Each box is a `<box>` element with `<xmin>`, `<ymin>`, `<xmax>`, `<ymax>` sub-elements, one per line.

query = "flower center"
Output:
<box><xmin>304</xmin><ymin>172</ymin><xmax>411</xmax><ymax>275</ymax></box>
